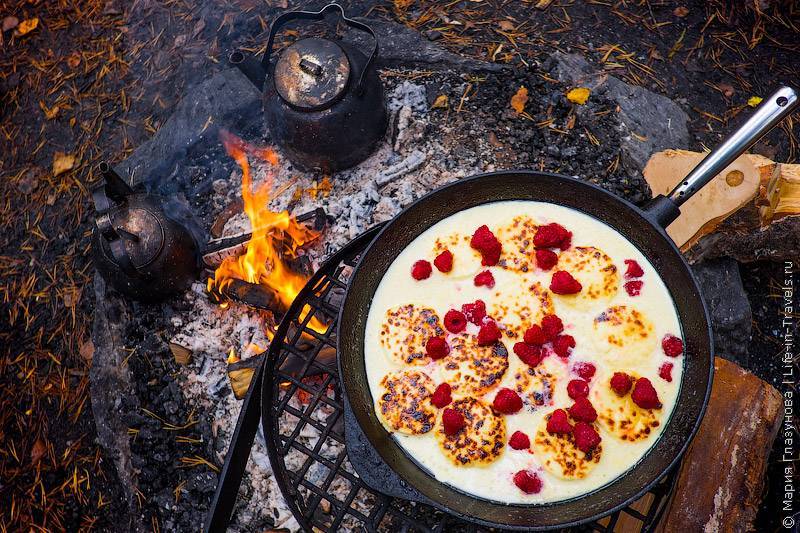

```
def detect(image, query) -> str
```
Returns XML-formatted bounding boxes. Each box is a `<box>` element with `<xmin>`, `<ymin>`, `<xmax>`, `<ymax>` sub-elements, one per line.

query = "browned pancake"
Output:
<box><xmin>495</xmin><ymin>216</ymin><xmax>539</xmax><ymax>273</ymax></box>
<box><xmin>380</xmin><ymin>304</ymin><xmax>445</xmax><ymax>365</ymax></box>
<box><xmin>557</xmin><ymin>246</ymin><xmax>619</xmax><ymax>308</ymax></box>
<box><xmin>533</xmin><ymin>414</ymin><xmax>602</xmax><ymax>479</ymax></box>
<box><xmin>592</xmin><ymin>305</ymin><xmax>656</xmax><ymax>365</ymax></box>
<box><xmin>440</xmin><ymin>334</ymin><xmax>509</xmax><ymax>395</ymax></box>
<box><xmin>512</xmin><ymin>365</ymin><xmax>557</xmax><ymax>409</ymax></box>
<box><xmin>435</xmin><ymin>398</ymin><xmax>506</xmax><ymax>466</ymax></box>
<box><xmin>490</xmin><ymin>282</ymin><xmax>555</xmax><ymax>340</ymax></box>
<box><xmin>377</xmin><ymin>370</ymin><xmax>436</xmax><ymax>435</ymax></box>
<box><xmin>592</xmin><ymin>374</ymin><xmax>662</xmax><ymax>442</ymax></box>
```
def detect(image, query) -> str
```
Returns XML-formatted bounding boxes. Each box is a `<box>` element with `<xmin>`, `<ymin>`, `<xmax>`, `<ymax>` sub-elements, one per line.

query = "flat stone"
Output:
<box><xmin>692</xmin><ymin>258</ymin><xmax>752</xmax><ymax>365</ymax></box>
<box><xmin>551</xmin><ymin>52</ymin><xmax>690</xmax><ymax>173</ymax></box>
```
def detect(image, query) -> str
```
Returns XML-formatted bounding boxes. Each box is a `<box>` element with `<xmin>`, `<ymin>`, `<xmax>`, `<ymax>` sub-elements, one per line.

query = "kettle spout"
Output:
<box><xmin>229</xmin><ymin>50</ymin><xmax>265</xmax><ymax>91</ymax></box>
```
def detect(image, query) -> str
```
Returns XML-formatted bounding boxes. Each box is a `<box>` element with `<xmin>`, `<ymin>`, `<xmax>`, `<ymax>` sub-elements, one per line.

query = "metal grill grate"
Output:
<box><xmin>262</xmin><ymin>227</ymin><xmax>678</xmax><ymax>532</ymax></box>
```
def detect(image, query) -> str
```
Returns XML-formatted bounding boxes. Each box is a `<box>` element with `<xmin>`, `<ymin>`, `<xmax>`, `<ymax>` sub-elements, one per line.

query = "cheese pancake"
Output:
<box><xmin>435</xmin><ymin>398</ymin><xmax>506</xmax><ymax>466</ymax></box>
<box><xmin>441</xmin><ymin>334</ymin><xmax>509</xmax><ymax>395</ymax></box>
<box><xmin>380</xmin><ymin>304</ymin><xmax>444</xmax><ymax>365</ymax></box>
<box><xmin>377</xmin><ymin>370</ymin><xmax>436</xmax><ymax>435</ymax></box>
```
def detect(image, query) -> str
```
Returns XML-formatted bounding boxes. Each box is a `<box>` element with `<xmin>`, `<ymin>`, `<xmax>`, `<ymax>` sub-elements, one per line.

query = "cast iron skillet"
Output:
<box><xmin>338</xmin><ymin>87</ymin><xmax>798</xmax><ymax>530</ymax></box>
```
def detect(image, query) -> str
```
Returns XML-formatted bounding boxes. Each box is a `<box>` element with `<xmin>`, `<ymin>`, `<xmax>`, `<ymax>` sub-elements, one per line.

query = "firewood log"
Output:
<box><xmin>643</xmin><ymin>150</ymin><xmax>799</xmax><ymax>262</ymax></box>
<box><xmin>656</xmin><ymin>357</ymin><xmax>783</xmax><ymax>533</ymax></box>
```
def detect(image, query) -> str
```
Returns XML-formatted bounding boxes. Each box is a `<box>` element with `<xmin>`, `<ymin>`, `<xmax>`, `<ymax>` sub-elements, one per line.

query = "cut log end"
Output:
<box><xmin>643</xmin><ymin>150</ymin><xmax>800</xmax><ymax>262</ymax></box>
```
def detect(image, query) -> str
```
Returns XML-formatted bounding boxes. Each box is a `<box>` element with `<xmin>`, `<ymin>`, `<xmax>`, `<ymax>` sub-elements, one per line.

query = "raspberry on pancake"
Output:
<box><xmin>380</xmin><ymin>304</ymin><xmax>445</xmax><ymax>365</ymax></box>
<box><xmin>533</xmin><ymin>413</ymin><xmax>602</xmax><ymax>479</ymax></box>
<box><xmin>557</xmin><ymin>246</ymin><xmax>619</xmax><ymax>308</ymax></box>
<box><xmin>436</xmin><ymin>398</ymin><xmax>506</xmax><ymax>466</ymax></box>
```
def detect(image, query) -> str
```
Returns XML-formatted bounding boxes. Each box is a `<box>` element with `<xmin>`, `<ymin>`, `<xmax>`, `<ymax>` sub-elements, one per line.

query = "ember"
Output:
<box><xmin>212</xmin><ymin>131</ymin><xmax>325</xmax><ymax>332</ymax></box>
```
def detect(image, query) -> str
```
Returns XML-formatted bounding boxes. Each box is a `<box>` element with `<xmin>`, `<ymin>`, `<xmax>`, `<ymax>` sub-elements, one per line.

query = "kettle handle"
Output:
<box><xmin>263</xmin><ymin>3</ymin><xmax>379</xmax><ymax>96</ymax></box>
<box><xmin>92</xmin><ymin>162</ymin><xmax>140</xmax><ymax>277</ymax></box>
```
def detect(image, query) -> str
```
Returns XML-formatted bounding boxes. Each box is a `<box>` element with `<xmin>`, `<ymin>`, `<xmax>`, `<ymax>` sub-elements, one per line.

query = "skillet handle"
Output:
<box><xmin>643</xmin><ymin>85</ymin><xmax>798</xmax><ymax>228</ymax></box>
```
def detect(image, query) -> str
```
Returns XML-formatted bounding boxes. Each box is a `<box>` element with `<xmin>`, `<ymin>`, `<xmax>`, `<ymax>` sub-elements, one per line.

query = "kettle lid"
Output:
<box><xmin>98</xmin><ymin>207</ymin><xmax>165</xmax><ymax>269</ymax></box>
<box><xmin>274</xmin><ymin>37</ymin><xmax>350</xmax><ymax>112</ymax></box>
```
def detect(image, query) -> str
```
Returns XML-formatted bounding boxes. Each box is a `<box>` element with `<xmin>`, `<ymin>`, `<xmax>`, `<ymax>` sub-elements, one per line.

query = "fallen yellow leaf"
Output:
<box><xmin>53</xmin><ymin>152</ymin><xmax>76</xmax><ymax>176</ymax></box>
<box><xmin>14</xmin><ymin>17</ymin><xmax>38</xmax><ymax>37</ymax></box>
<box><xmin>747</xmin><ymin>96</ymin><xmax>763</xmax><ymax>107</ymax></box>
<box><xmin>431</xmin><ymin>94</ymin><xmax>449</xmax><ymax>110</ymax></box>
<box><xmin>566</xmin><ymin>87</ymin><xmax>591</xmax><ymax>105</ymax></box>
<box><xmin>510</xmin><ymin>86</ymin><xmax>529</xmax><ymax>115</ymax></box>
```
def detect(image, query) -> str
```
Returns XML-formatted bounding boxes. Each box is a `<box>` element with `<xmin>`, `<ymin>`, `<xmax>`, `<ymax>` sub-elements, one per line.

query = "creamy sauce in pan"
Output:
<box><xmin>364</xmin><ymin>201</ymin><xmax>684</xmax><ymax>503</ymax></box>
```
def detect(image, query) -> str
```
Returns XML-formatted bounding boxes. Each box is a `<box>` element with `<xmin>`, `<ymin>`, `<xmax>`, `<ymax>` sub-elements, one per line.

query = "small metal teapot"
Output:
<box><xmin>91</xmin><ymin>163</ymin><xmax>201</xmax><ymax>302</ymax></box>
<box><xmin>231</xmin><ymin>3</ymin><xmax>388</xmax><ymax>172</ymax></box>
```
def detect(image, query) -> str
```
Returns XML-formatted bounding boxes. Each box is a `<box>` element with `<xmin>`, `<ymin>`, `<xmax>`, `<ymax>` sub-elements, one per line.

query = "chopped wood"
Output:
<box><xmin>656</xmin><ymin>357</ymin><xmax>783</xmax><ymax>533</ymax></box>
<box><xmin>227</xmin><ymin>356</ymin><xmax>262</xmax><ymax>399</ymax></box>
<box><xmin>169</xmin><ymin>342</ymin><xmax>192</xmax><ymax>365</ymax></box>
<box><xmin>644</xmin><ymin>150</ymin><xmax>800</xmax><ymax>262</ymax></box>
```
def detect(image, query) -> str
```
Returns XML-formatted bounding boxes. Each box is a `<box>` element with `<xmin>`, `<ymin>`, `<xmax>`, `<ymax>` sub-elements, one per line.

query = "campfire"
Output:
<box><xmin>199</xmin><ymin>131</ymin><xmax>332</xmax><ymax>397</ymax></box>
<box><xmin>211</xmin><ymin>131</ymin><xmax>322</xmax><ymax>322</ymax></box>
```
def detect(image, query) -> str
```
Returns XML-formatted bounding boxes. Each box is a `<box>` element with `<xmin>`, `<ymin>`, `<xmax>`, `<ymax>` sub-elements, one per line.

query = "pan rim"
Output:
<box><xmin>338</xmin><ymin>170</ymin><xmax>714</xmax><ymax>530</ymax></box>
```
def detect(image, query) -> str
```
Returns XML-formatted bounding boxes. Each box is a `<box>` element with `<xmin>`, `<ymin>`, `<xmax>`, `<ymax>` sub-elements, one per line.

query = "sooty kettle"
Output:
<box><xmin>91</xmin><ymin>162</ymin><xmax>201</xmax><ymax>302</ymax></box>
<box><xmin>231</xmin><ymin>3</ymin><xmax>388</xmax><ymax>173</ymax></box>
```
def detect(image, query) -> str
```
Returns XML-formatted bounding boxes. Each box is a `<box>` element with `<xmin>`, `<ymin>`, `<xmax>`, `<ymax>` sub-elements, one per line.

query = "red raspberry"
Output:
<box><xmin>569</xmin><ymin>397</ymin><xmax>598</xmax><ymax>423</ymax></box>
<box><xmin>431</xmin><ymin>383</ymin><xmax>452</xmax><ymax>408</ymax></box>
<box><xmin>513</xmin><ymin>342</ymin><xmax>544</xmax><ymax>367</ymax></box>
<box><xmin>573</xmin><ymin>422</ymin><xmax>601</xmax><ymax>453</ymax></box>
<box><xmin>411</xmin><ymin>260</ymin><xmax>432</xmax><ymax>280</ymax></box>
<box><xmin>567</xmin><ymin>379</ymin><xmax>589</xmax><ymax>399</ymax></box>
<box><xmin>434</xmin><ymin>250</ymin><xmax>453</xmax><ymax>273</ymax></box>
<box><xmin>662</xmin><ymin>334</ymin><xmax>684</xmax><ymax>357</ymax></box>
<box><xmin>535</xmin><ymin>249</ymin><xmax>558</xmax><ymax>271</ymax></box>
<box><xmin>461</xmin><ymin>300</ymin><xmax>487</xmax><ymax>325</ymax></box>
<box><xmin>546</xmin><ymin>408</ymin><xmax>573</xmax><ymax>435</ymax></box>
<box><xmin>443</xmin><ymin>310</ymin><xmax>467</xmax><ymax>333</ymax></box>
<box><xmin>624</xmin><ymin>259</ymin><xmax>644</xmax><ymax>279</ymax></box>
<box><xmin>508</xmin><ymin>430</ymin><xmax>530</xmax><ymax>450</ymax></box>
<box><xmin>631</xmin><ymin>377</ymin><xmax>662</xmax><ymax>409</ymax></box>
<box><xmin>442</xmin><ymin>408</ymin><xmax>466</xmax><ymax>435</ymax></box>
<box><xmin>610</xmin><ymin>372</ymin><xmax>633</xmax><ymax>396</ymax></box>
<box><xmin>477</xmin><ymin>320</ymin><xmax>502</xmax><ymax>346</ymax></box>
<box><xmin>552</xmin><ymin>334</ymin><xmax>575</xmax><ymax>358</ymax></box>
<box><xmin>474</xmin><ymin>270</ymin><xmax>496</xmax><ymax>288</ymax></box>
<box><xmin>550</xmin><ymin>270</ymin><xmax>582</xmax><ymax>294</ymax></box>
<box><xmin>540</xmin><ymin>314</ymin><xmax>564</xmax><ymax>341</ymax></box>
<box><xmin>425</xmin><ymin>336</ymin><xmax>450</xmax><ymax>360</ymax></box>
<box><xmin>533</xmin><ymin>223</ymin><xmax>572</xmax><ymax>250</ymax></box>
<box><xmin>573</xmin><ymin>362</ymin><xmax>596</xmax><ymax>381</ymax></box>
<box><xmin>513</xmin><ymin>470</ymin><xmax>543</xmax><ymax>494</ymax></box>
<box><xmin>523</xmin><ymin>324</ymin><xmax>546</xmax><ymax>346</ymax></box>
<box><xmin>658</xmin><ymin>362</ymin><xmax>674</xmax><ymax>383</ymax></box>
<box><xmin>493</xmin><ymin>387</ymin><xmax>523</xmax><ymax>414</ymax></box>
<box><xmin>470</xmin><ymin>225</ymin><xmax>502</xmax><ymax>266</ymax></box>
<box><xmin>624</xmin><ymin>280</ymin><xmax>643</xmax><ymax>296</ymax></box>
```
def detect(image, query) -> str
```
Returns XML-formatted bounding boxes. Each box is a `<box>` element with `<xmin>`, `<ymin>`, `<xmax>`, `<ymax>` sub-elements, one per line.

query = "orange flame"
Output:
<box><xmin>214</xmin><ymin>131</ymin><xmax>326</xmax><ymax>332</ymax></box>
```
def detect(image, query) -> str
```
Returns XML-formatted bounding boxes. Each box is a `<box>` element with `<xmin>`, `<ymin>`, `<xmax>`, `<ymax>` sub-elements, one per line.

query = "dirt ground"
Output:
<box><xmin>1</xmin><ymin>0</ymin><xmax>797</xmax><ymax>530</ymax></box>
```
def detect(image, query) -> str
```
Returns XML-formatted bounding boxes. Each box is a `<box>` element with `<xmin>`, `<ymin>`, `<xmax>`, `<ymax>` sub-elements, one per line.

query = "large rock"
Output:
<box><xmin>551</xmin><ymin>52</ymin><xmax>690</xmax><ymax>173</ymax></box>
<box><xmin>692</xmin><ymin>258</ymin><xmax>752</xmax><ymax>365</ymax></box>
<box><xmin>116</xmin><ymin>68</ymin><xmax>262</xmax><ymax>187</ymax></box>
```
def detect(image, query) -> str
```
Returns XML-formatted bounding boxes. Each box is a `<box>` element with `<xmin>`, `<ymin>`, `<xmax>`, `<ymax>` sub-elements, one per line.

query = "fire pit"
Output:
<box><xmin>79</xmin><ymin>5</ymin><xmax>795</xmax><ymax>533</ymax></box>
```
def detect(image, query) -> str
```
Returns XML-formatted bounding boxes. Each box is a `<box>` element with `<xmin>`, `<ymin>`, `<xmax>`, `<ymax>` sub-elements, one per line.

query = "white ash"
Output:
<box><xmin>169</xmin><ymin>73</ymin><xmax>502</xmax><ymax>532</ymax></box>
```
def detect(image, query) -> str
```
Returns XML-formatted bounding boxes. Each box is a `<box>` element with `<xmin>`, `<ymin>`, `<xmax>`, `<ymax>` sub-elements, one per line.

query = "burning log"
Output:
<box><xmin>644</xmin><ymin>150</ymin><xmax>800</xmax><ymax>262</ymax></box>
<box><xmin>211</xmin><ymin>278</ymin><xmax>282</xmax><ymax>315</ymax></box>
